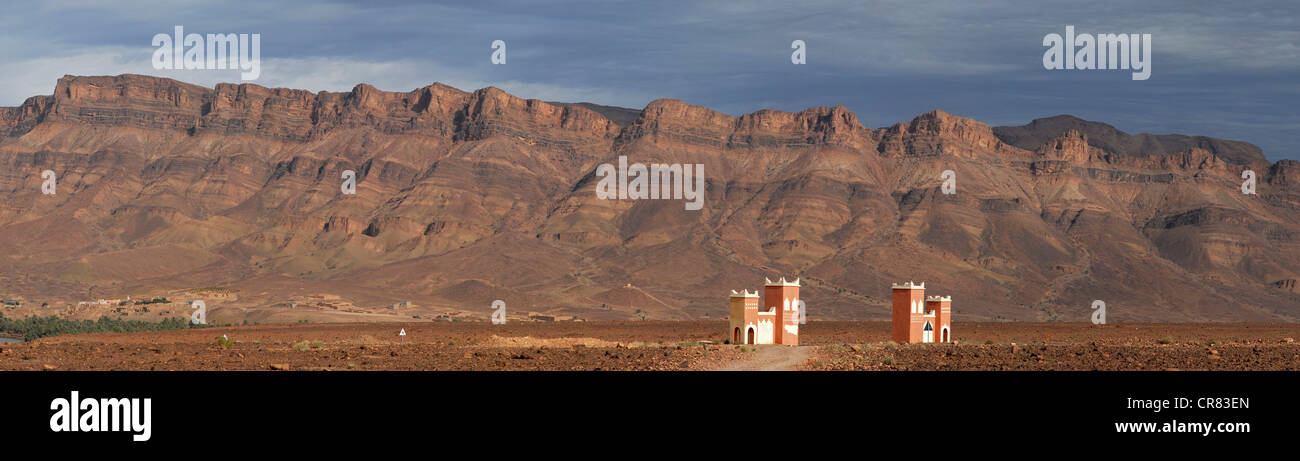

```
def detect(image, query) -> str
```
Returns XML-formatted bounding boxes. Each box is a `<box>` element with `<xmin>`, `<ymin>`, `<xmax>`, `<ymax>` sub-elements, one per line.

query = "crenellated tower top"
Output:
<box><xmin>729</xmin><ymin>289</ymin><xmax>759</xmax><ymax>298</ymax></box>
<box><xmin>764</xmin><ymin>277</ymin><xmax>801</xmax><ymax>287</ymax></box>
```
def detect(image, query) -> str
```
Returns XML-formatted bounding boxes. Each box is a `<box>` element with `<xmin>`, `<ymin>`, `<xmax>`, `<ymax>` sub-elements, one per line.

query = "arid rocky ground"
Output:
<box><xmin>1</xmin><ymin>321</ymin><xmax>1296</xmax><ymax>371</ymax></box>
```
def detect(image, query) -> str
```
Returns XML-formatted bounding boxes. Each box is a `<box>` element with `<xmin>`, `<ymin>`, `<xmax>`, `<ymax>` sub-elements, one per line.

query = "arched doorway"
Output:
<box><xmin>746</xmin><ymin>327</ymin><xmax>755</xmax><ymax>345</ymax></box>
<box><xmin>923</xmin><ymin>321</ymin><xmax>934</xmax><ymax>343</ymax></box>
<box><xmin>941</xmin><ymin>326</ymin><xmax>949</xmax><ymax>343</ymax></box>
<box><xmin>733</xmin><ymin>327</ymin><xmax>740</xmax><ymax>344</ymax></box>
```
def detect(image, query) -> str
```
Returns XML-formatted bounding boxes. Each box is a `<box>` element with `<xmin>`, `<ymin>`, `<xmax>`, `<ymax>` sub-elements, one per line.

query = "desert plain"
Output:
<box><xmin>1</xmin><ymin>321</ymin><xmax>1296</xmax><ymax>371</ymax></box>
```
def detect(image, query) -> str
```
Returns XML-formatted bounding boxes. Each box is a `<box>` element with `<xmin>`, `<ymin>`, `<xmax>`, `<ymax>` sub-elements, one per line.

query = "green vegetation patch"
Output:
<box><xmin>0</xmin><ymin>311</ymin><xmax>208</xmax><ymax>341</ymax></box>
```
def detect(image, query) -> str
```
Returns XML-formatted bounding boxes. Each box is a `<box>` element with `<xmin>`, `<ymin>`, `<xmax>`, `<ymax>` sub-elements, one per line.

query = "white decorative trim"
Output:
<box><xmin>730</xmin><ymin>289</ymin><xmax>758</xmax><ymax>298</ymax></box>
<box><xmin>766</xmin><ymin>277</ymin><xmax>800</xmax><ymax>287</ymax></box>
<box><xmin>754</xmin><ymin>319</ymin><xmax>774</xmax><ymax>344</ymax></box>
<box><xmin>926</xmin><ymin>295</ymin><xmax>952</xmax><ymax>302</ymax></box>
<box><xmin>892</xmin><ymin>281</ymin><xmax>925</xmax><ymax>290</ymax></box>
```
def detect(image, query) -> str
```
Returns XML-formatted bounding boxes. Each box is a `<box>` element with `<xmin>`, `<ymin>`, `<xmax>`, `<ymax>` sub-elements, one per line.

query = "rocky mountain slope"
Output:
<box><xmin>993</xmin><ymin>114</ymin><xmax>1268</xmax><ymax>165</ymax></box>
<box><xmin>1</xmin><ymin>74</ymin><xmax>1297</xmax><ymax>322</ymax></box>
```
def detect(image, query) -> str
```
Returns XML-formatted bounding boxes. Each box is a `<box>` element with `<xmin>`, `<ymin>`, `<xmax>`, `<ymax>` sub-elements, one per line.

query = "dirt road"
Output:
<box><xmin>714</xmin><ymin>345</ymin><xmax>815</xmax><ymax>371</ymax></box>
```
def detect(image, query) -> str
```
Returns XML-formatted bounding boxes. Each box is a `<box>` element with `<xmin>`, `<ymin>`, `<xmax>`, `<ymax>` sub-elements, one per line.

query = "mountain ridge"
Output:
<box><xmin>993</xmin><ymin>114</ymin><xmax>1269</xmax><ymax>165</ymax></box>
<box><xmin>1</xmin><ymin>74</ymin><xmax>1297</xmax><ymax>323</ymax></box>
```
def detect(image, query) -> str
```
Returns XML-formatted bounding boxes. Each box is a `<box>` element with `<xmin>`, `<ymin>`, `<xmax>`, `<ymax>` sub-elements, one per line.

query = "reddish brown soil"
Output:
<box><xmin>0</xmin><ymin>321</ymin><xmax>1295</xmax><ymax>371</ymax></box>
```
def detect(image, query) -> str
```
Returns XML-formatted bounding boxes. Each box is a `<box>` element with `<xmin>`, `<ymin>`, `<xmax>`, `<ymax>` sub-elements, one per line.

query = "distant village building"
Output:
<box><xmin>891</xmin><ymin>282</ymin><xmax>952</xmax><ymax>344</ymax></box>
<box><xmin>728</xmin><ymin>277</ymin><xmax>800</xmax><ymax>345</ymax></box>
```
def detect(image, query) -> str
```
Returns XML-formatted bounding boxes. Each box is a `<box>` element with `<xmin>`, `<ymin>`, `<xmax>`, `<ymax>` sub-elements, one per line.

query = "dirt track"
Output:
<box><xmin>714</xmin><ymin>346</ymin><xmax>813</xmax><ymax>371</ymax></box>
<box><xmin>0</xmin><ymin>321</ymin><xmax>1296</xmax><ymax>371</ymax></box>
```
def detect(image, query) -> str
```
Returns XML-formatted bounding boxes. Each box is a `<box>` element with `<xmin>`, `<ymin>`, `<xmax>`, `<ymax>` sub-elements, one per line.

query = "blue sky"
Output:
<box><xmin>2</xmin><ymin>0</ymin><xmax>1296</xmax><ymax>160</ymax></box>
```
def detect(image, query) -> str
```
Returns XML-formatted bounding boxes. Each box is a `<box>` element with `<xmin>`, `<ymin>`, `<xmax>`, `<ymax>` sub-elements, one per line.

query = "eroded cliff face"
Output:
<box><xmin>0</xmin><ymin>74</ymin><xmax>1296</xmax><ymax>322</ymax></box>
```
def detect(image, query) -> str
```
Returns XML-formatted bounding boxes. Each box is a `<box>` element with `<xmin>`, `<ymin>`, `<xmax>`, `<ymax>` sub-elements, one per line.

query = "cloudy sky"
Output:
<box><xmin>2</xmin><ymin>0</ymin><xmax>1296</xmax><ymax>160</ymax></box>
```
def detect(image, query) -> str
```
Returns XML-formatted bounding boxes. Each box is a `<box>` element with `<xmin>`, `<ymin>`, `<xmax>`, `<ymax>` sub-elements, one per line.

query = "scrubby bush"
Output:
<box><xmin>216</xmin><ymin>335</ymin><xmax>235</xmax><ymax>350</ymax></box>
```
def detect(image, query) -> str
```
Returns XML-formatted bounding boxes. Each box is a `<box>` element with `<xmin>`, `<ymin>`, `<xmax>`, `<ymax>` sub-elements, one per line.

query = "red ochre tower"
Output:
<box><xmin>891</xmin><ymin>281</ymin><xmax>952</xmax><ymax>344</ymax></box>
<box><xmin>765</xmin><ymin>277</ymin><xmax>800</xmax><ymax>346</ymax></box>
